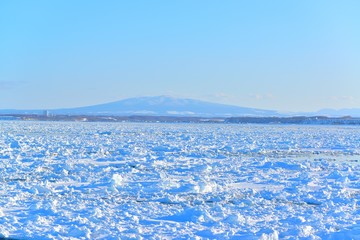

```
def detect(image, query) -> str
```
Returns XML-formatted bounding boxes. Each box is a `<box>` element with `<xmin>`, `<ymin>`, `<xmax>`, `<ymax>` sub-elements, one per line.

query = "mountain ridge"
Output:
<box><xmin>52</xmin><ymin>95</ymin><xmax>280</xmax><ymax>117</ymax></box>
<box><xmin>1</xmin><ymin>96</ymin><xmax>360</xmax><ymax>117</ymax></box>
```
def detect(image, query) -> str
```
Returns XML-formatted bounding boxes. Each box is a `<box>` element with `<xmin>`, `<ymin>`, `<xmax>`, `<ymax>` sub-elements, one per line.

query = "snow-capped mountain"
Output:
<box><xmin>52</xmin><ymin>96</ymin><xmax>280</xmax><ymax>117</ymax></box>
<box><xmin>2</xmin><ymin>96</ymin><xmax>359</xmax><ymax>117</ymax></box>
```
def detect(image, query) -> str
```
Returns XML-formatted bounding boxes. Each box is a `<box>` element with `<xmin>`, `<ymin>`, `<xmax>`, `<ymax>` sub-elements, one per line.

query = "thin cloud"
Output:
<box><xmin>331</xmin><ymin>95</ymin><xmax>355</xmax><ymax>101</ymax></box>
<box><xmin>249</xmin><ymin>93</ymin><xmax>274</xmax><ymax>101</ymax></box>
<box><xmin>204</xmin><ymin>93</ymin><xmax>235</xmax><ymax>103</ymax></box>
<box><xmin>0</xmin><ymin>81</ymin><xmax>26</xmax><ymax>90</ymax></box>
<box><xmin>331</xmin><ymin>95</ymin><xmax>356</xmax><ymax>103</ymax></box>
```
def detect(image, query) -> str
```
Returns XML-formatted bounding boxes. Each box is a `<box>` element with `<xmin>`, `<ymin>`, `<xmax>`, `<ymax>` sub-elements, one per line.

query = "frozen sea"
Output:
<box><xmin>1</xmin><ymin>121</ymin><xmax>360</xmax><ymax>239</ymax></box>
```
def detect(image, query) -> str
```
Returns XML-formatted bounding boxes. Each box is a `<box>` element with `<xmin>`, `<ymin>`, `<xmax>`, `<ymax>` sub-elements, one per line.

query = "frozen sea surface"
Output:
<box><xmin>1</xmin><ymin>121</ymin><xmax>360</xmax><ymax>239</ymax></box>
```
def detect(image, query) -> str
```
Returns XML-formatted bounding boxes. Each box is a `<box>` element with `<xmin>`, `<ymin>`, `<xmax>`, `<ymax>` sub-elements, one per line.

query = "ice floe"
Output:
<box><xmin>0</xmin><ymin>121</ymin><xmax>359</xmax><ymax>239</ymax></box>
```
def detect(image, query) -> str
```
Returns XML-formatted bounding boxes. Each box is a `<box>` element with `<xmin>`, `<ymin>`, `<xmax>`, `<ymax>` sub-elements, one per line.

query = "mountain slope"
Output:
<box><xmin>2</xmin><ymin>96</ymin><xmax>360</xmax><ymax>117</ymax></box>
<box><xmin>52</xmin><ymin>96</ymin><xmax>280</xmax><ymax>117</ymax></box>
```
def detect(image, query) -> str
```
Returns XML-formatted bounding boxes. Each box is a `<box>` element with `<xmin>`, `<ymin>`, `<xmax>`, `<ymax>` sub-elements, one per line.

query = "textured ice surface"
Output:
<box><xmin>1</xmin><ymin>121</ymin><xmax>360</xmax><ymax>239</ymax></box>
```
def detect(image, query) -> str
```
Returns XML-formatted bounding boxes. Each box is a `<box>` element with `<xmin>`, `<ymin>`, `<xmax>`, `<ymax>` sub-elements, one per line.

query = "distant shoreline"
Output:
<box><xmin>1</xmin><ymin>114</ymin><xmax>360</xmax><ymax>125</ymax></box>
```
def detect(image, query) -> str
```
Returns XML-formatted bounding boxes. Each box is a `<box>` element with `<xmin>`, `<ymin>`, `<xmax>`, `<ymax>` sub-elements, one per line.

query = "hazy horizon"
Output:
<box><xmin>1</xmin><ymin>1</ymin><xmax>359</xmax><ymax>112</ymax></box>
<box><xmin>2</xmin><ymin>95</ymin><xmax>360</xmax><ymax>117</ymax></box>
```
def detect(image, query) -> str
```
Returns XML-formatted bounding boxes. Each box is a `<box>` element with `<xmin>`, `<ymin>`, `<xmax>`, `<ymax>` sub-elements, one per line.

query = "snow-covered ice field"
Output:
<box><xmin>1</xmin><ymin>121</ymin><xmax>360</xmax><ymax>239</ymax></box>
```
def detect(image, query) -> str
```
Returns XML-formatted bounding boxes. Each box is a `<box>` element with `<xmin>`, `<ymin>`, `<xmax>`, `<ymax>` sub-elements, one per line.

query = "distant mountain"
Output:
<box><xmin>316</xmin><ymin>108</ymin><xmax>360</xmax><ymax>117</ymax></box>
<box><xmin>50</xmin><ymin>96</ymin><xmax>280</xmax><ymax>117</ymax></box>
<box><xmin>2</xmin><ymin>96</ymin><xmax>359</xmax><ymax>118</ymax></box>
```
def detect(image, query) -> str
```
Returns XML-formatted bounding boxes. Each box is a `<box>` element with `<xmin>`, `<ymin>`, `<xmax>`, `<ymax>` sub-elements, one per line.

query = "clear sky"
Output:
<box><xmin>1</xmin><ymin>0</ymin><xmax>359</xmax><ymax>112</ymax></box>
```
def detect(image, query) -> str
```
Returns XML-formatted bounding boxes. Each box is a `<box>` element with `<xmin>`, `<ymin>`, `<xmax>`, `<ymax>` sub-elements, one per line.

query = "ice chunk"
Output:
<box><xmin>112</xmin><ymin>173</ymin><xmax>124</xmax><ymax>186</ymax></box>
<box><xmin>194</xmin><ymin>182</ymin><xmax>217</xmax><ymax>193</ymax></box>
<box><xmin>159</xmin><ymin>208</ymin><xmax>205</xmax><ymax>223</ymax></box>
<box><xmin>327</xmin><ymin>170</ymin><xmax>343</xmax><ymax>179</ymax></box>
<box><xmin>300</xmin><ymin>226</ymin><xmax>314</xmax><ymax>237</ymax></box>
<box><xmin>259</xmin><ymin>230</ymin><xmax>279</xmax><ymax>240</ymax></box>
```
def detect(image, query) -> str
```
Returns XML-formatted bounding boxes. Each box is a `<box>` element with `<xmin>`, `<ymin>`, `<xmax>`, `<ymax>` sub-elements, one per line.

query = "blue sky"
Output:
<box><xmin>1</xmin><ymin>0</ymin><xmax>359</xmax><ymax>112</ymax></box>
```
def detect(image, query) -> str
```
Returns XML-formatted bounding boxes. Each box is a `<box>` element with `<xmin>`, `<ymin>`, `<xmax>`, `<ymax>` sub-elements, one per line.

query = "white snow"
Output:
<box><xmin>112</xmin><ymin>173</ymin><xmax>124</xmax><ymax>186</ymax></box>
<box><xmin>0</xmin><ymin>121</ymin><xmax>360</xmax><ymax>239</ymax></box>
